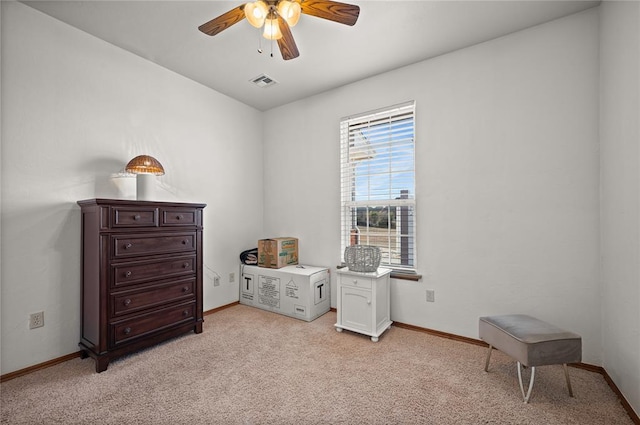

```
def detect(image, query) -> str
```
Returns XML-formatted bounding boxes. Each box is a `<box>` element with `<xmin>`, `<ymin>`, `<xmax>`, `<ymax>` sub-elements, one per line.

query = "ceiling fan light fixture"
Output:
<box><xmin>263</xmin><ymin>13</ymin><xmax>283</xmax><ymax>40</ymax></box>
<box><xmin>199</xmin><ymin>0</ymin><xmax>360</xmax><ymax>61</ymax></box>
<box><xmin>245</xmin><ymin>0</ymin><xmax>268</xmax><ymax>28</ymax></box>
<box><xmin>277</xmin><ymin>1</ymin><xmax>301</xmax><ymax>27</ymax></box>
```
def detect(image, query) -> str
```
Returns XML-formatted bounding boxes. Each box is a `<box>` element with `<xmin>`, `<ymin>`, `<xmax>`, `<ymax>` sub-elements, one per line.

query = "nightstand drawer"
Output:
<box><xmin>113</xmin><ymin>233</ymin><xmax>195</xmax><ymax>258</ymax></box>
<box><xmin>112</xmin><ymin>302</ymin><xmax>195</xmax><ymax>346</ymax></box>
<box><xmin>112</xmin><ymin>278</ymin><xmax>196</xmax><ymax>316</ymax></box>
<box><xmin>339</xmin><ymin>275</ymin><xmax>373</xmax><ymax>289</ymax></box>
<box><xmin>112</xmin><ymin>207</ymin><xmax>159</xmax><ymax>228</ymax></box>
<box><xmin>113</xmin><ymin>255</ymin><xmax>195</xmax><ymax>287</ymax></box>
<box><xmin>161</xmin><ymin>208</ymin><xmax>198</xmax><ymax>226</ymax></box>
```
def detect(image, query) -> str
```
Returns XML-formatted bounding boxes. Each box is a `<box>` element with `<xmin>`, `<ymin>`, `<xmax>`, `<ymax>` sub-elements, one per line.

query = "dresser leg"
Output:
<box><xmin>95</xmin><ymin>357</ymin><xmax>110</xmax><ymax>373</ymax></box>
<box><xmin>80</xmin><ymin>350</ymin><xmax>89</xmax><ymax>359</ymax></box>
<box><xmin>195</xmin><ymin>322</ymin><xmax>203</xmax><ymax>334</ymax></box>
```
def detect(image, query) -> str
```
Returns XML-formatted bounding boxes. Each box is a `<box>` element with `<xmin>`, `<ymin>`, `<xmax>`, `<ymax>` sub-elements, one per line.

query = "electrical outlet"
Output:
<box><xmin>29</xmin><ymin>311</ymin><xmax>44</xmax><ymax>329</ymax></box>
<box><xmin>229</xmin><ymin>272</ymin><xmax>235</xmax><ymax>283</ymax></box>
<box><xmin>213</xmin><ymin>276</ymin><xmax>221</xmax><ymax>287</ymax></box>
<box><xmin>426</xmin><ymin>290</ymin><xmax>435</xmax><ymax>303</ymax></box>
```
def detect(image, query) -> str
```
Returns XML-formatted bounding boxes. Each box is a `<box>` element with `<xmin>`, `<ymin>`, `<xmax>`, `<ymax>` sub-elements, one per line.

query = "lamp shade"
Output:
<box><xmin>277</xmin><ymin>1</ymin><xmax>301</xmax><ymax>27</ymax></box>
<box><xmin>263</xmin><ymin>12</ymin><xmax>283</xmax><ymax>40</ymax></box>
<box><xmin>125</xmin><ymin>155</ymin><xmax>165</xmax><ymax>175</ymax></box>
<box><xmin>245</xmin><ymin>0</ymin><xmax>268</xmax><ymax>28</ymax></box>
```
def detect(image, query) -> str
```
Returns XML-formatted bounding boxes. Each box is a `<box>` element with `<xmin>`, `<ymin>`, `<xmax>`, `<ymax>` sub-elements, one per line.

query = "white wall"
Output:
<box><xmin>600</xmin><ymin>0</ymin><xmax>640</xmax><ymax>416</ymax></box>
<box><xmin>0</xmin><ymin>2</ymin><xmax>263</xmax><ymax>374</ymax></box>
<box><xmin>263</xmin><ymin>10</ymin><xmax>602</xmax><ymax>363</ymax></box>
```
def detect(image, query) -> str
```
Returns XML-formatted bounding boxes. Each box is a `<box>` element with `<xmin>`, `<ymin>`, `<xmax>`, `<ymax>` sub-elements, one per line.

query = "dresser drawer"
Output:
<box><xmin>113</xmin><ymin>255</ymin><xmax>195</xmax><ymax>287</ymax></box>
<box><xmin>339</xmin><ymin>275</ymin><xmax>373</xmax><ymax>289</ymax></box>
<box><xmin>112</xmin><ymin>302</ymin><xmax>195</xmax><ymax>346</ymax></box>
<box><xmin>161</xmin><ymin>208</ymin><xmax>198</xmax><ymax>226</ymax></box>
<box><xmin>112</xmin><ymin>207</ymin><xmax>159</xmax><ymax>228</ymax></box>
<box><xmin>113</xmin><ymin>233</ymin><xmax>196</xmax><ymax>258</ymax></box>
<box><xmin>111</xmin><ymin>278</ymin><xmax>195</xmax><ymax>317</ymax></box>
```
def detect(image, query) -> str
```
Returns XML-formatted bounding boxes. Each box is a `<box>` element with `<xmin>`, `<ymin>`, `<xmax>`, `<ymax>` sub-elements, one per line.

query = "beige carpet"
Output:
<box><xmin>1</xmin><ymin>304</ymin><xmax>633</xmax><ymax>424</ymax></box>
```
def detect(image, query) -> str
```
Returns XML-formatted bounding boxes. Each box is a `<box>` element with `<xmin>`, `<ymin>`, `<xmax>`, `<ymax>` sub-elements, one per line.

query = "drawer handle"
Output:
<box><xmin>353</xmin><ymin>280</ymin><xmax>358</xmax><ymax>285</ymax></box>
<box><xmin>123</xmin><ymin>327</ymin><xmax>131</xmax><ymax>335</ymax></box>
<box><xmin>182</xmin><ymin>240</ymin><xmax>188</xmax><ymax>245</ymax></box>
<box><xmin>125</xmin><ymin>271</ymin><xmax>132</xmax><ymax>277</ymax></box>
<box><xmin>183</xmin><ymin>262</ymin><xmax>190</xmax><ymax>269</ymax></box>
<box><xmin>123</xmin><ymin>299</ymin><xmax>131</xmax><ymax>306</ymax></box>
<box><xmin>183</xmin><ymin>310</ymin><xmax>189</xmax><ymax>317</ymax></box>
<box><xmin>176</xmin><ymin>215</ymin><xmax>182</xmax><ymax>220</ymax></box>
<box><xmin>133</xmin><ymin>215</ymin><xmax>141</xmax><ymax>221</ymax></box>
<box><xmin>182</xmin><ymin>286</ymin><xmax>189</xmax><ymax>293</ymax></box>
<box><xmin>367</xmin><ymin>300</ymin><xmax>371</xmax><ymax>305</ymax></box>
<box><xmin>125</xmin><ymin>243</ymin><xmax>132</xmax><ymax>249</ymax></box>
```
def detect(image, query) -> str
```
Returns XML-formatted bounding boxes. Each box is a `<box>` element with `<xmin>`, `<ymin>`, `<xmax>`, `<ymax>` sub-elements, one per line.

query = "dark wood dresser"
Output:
<box><xmin>77</xmin><ymin>199</ymin><xmax>206</xmax><ymax>372</ymax></box>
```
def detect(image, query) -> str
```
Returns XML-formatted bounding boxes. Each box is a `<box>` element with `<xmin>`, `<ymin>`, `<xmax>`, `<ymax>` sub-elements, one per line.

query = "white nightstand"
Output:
<box><xmin>335</xmin><ymin>267</ymin><xmax>392</xmax><ymax>342</ymax></box>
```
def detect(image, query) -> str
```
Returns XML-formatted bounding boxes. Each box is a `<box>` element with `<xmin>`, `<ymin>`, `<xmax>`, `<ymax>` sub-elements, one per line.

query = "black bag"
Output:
<box><xmin>240</xmin><ymin>248</ymin><xmax>258</xmax><ymax>265</ymax></box>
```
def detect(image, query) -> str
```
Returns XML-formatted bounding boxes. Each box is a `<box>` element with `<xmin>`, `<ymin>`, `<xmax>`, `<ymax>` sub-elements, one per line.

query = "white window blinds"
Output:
<box><xmin>340</xmin><ymin>101</ymin><xmax>416</xmax><ymax>271</ymax></box>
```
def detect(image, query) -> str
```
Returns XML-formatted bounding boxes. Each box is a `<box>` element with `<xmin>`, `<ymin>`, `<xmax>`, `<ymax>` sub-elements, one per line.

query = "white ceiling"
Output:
<box><xmin>23</xmin><ymin>0</ymin><xmax>600</xmax><ymax>111</ymax></box>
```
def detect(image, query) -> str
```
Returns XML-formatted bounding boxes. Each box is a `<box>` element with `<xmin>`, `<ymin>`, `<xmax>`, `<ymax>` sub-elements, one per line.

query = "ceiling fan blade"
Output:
<box><xmin>198</xmin><ymin>5</ymin><xmax>246</xmax><ymax>36</ymax></box>
<box><xmin>300</xmin><ymin>0</ymin><xmax>360</xmax><ymax>26</ymax></box>
<box><xmin>277</xmin><ymin>16</ymin><xmax>300</xmax><ymax>60</ymax></box>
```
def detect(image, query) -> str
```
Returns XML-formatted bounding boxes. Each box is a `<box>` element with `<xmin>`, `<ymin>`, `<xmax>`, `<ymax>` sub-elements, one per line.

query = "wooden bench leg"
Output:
<box><xmin>484</xmin><ymin>344</ymin><xmax>492</xmax><ymax>372</ymax></box>
<box><xmin>564</xmin><ymin>364</ymin><xmax>574</xmax><ymax>397</ymax></box>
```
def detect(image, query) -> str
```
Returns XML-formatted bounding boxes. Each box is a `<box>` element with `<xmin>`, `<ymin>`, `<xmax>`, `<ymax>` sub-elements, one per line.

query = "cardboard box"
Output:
<box><xmin>240</xmin><ymin>264</ymin><xmax>330</xmax><ymax>322</ymax></box>
<box><xmin>258</xmin><ymin>237</ymin><xmax>298</xmax><ymax>268</ymax></box>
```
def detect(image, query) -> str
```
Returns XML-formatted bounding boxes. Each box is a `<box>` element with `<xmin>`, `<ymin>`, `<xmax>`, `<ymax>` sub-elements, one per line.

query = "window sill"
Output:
<box><xmin>390</xmin><ymin>271</ymin><xmax>422</xmax><ymax>281</ymax></box>
<box><xmin>336</xmin><ymin>265</ymin><xmax>422</xmax><ymax>281</ymax></box>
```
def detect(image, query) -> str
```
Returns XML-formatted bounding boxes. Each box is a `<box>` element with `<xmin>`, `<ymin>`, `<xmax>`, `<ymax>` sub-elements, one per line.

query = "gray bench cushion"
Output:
<box><xmin>479</xmin><ymin>314</ymin><xmax>581</xmax><ymax>367</ymax></box>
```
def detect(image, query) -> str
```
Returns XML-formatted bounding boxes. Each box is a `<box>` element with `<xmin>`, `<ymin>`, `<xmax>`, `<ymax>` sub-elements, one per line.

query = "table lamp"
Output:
<box><xmin>125</xmin><ymin>155</ymin><xmax>165</xmax><ymax>200</ymax></box>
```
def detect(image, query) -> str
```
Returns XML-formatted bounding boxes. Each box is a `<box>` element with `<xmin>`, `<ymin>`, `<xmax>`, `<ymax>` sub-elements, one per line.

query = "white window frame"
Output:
<box><xmin>340</xmin><ymin>101</ymin><xmax>416</xmax><ymax>272</ymax></box>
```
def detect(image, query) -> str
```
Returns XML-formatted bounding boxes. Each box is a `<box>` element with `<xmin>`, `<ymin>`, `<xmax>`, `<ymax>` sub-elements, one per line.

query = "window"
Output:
<box><xmin>340</xmin><ymin>101</ymin><xmax>416</xmax><ymax>272</ymax></box>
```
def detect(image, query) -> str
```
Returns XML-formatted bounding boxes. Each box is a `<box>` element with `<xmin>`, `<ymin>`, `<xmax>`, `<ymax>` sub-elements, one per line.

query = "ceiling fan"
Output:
<box><xmin>198</xmin><ymin>0</ymin><xmax>360</xmax><ymax>60</ymax></box>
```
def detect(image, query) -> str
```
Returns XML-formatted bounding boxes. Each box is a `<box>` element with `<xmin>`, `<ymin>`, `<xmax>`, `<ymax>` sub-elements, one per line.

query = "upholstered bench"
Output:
<box><xmin>479</xmin><ymin>314</ymin><xmax>582</xmax><ymax>403</ymax></box>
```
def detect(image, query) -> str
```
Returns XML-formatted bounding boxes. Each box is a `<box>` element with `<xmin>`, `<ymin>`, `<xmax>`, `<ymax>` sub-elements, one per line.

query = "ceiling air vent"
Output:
<box><xmin>250</xmin><ymin>74</ymin><xmax>278</xmax><ymax>88</ymax></box>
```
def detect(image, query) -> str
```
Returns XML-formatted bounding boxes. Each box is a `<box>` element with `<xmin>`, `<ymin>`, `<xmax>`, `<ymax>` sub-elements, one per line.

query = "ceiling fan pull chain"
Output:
<box><xmin>257</xmin><ymin>29</ymin><xmax>263</xmax><ymax>53</ymax></box>
<box><xmin>270</xmin><ymin>17</ymin><xmax>274</xmax><ymax>57</ymax></box>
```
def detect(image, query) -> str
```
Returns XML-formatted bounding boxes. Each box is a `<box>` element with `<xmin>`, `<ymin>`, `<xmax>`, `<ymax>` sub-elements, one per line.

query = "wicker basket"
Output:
<box><xmin>344</xmin><ymin>245</ymin><xmax>381</xmax><ymax>273</ymax></box>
